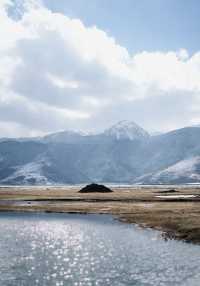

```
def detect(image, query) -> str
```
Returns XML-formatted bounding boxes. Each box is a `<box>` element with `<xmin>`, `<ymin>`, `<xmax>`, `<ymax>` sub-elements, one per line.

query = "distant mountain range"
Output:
<box><xmin>1</xmin><ymin>120</ymin><xmax>200</xmax><ymax>185</ymax></box>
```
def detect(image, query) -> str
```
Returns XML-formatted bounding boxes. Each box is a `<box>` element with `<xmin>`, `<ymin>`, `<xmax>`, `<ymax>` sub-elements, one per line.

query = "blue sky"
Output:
<box><xmin>44</xmin><ymin>0</ymin><xmax>200</xmax><ymax>54</ymax></box>
<box><xmin>0</xmin><ymin>0</ymin><xmax>200</xmax><ymax>137</ymax></box>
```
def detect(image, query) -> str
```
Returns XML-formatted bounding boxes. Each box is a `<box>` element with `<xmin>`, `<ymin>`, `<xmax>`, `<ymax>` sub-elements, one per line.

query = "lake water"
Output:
<box><xmin>0</xmin><ymin>213</ymin><xmax>200</xmax><ymax>286</ymax></box>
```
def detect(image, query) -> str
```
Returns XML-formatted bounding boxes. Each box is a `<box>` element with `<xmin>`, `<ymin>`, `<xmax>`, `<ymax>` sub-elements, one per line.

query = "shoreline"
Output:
<box><xmin>0</xmin><ymin>186</ymin><xmax>200</xmax><ymax>244</ymax></box>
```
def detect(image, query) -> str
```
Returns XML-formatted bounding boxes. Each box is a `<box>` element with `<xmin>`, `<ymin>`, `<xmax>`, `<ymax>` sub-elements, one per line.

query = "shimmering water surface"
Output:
<box><xmin>0</xmin><ymin>213</ymin><xmax>200</xmax><ymax>286</ymax></box>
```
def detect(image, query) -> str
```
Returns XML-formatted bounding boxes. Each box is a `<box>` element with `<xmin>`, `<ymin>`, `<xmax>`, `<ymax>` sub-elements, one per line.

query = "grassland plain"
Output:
<box><xmin>0</xmin><ymin>186</ymin><xmax>200</xmax><ymax>243</ymax></box>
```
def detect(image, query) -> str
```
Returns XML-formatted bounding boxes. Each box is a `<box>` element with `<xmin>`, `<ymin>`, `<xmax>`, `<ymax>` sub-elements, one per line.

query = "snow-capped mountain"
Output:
<box><xmin>104</xmin><ymin>120</ymin><xmax>149</xmax><ymax>141</ymax></box>
<box><xmin>1</xmin><ymin>123</ymin><xmax>200</xmax><ymax>185</ymax></box>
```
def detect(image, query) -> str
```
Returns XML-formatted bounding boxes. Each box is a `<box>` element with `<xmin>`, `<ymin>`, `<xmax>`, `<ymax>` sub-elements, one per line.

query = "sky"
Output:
<box><xmin>0</xmin><ymin>0</ymin><xmax>200</xmax><ymax>137</ymax></box>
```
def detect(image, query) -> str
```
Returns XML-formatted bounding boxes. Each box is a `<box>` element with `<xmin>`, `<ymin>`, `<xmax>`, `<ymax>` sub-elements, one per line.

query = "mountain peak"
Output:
<box><xmin>104</xmin><ymin>120</ymin><xmax>149</xmax><ymax>140</ymax></box>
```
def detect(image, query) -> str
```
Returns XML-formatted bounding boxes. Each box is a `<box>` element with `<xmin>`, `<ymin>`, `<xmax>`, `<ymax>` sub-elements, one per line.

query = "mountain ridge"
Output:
<box><xmin>1</xmin><ymin>121</ymin><xmax>200</xmax><ymax>185</ymax></box>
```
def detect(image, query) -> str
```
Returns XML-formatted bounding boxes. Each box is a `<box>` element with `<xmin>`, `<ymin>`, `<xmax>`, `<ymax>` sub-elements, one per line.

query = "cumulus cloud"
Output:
<box><xmin>0</xmin><ymin>0</ymin><xmax>200</xmax><ymax>137</ymax></box>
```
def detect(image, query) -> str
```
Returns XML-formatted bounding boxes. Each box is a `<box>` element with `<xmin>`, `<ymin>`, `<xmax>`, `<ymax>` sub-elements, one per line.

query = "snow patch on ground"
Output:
<box><xmin>156</xmin><ymin>195</ymin><xmax>197</xmax><ymax>199</ymax></box>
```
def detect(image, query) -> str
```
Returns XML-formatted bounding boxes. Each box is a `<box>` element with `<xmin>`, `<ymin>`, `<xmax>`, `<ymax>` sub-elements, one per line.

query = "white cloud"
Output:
<box><xmin>47</xmin><ymin>73</ymin><xmax>79</xmax><ymax>89</ymax></box>
<box><xmin>131</xmin><ymin>50</ymin><xmax>200</xmax><ymax>93</ymax></box>
<box><xmin>0</xmin><ymin>0</ymin><xmax>200</xmax><ymax>137</ymax></box>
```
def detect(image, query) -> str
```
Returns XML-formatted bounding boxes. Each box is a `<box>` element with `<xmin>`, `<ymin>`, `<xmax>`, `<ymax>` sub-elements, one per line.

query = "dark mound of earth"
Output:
<box><xmin>79</xmin><ymin>183</ymin><xmax>113</xmax><ymax>193</ymax></box>
<box><xmin>156</xmin><ymin>189</ymin><xmax>178</xmax><ymax>194</ymax></box>
<box><xmin>162</xmin><ymin>189</ymin><xmax>178</xmax><ymax>193</ymax></box>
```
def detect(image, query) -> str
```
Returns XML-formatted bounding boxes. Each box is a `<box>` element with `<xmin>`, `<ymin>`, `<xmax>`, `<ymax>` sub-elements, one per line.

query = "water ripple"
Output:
<box><xmin>0</xmin><ymin>213</ymin><xmax>200</xmax><ymax>286</ymax></box>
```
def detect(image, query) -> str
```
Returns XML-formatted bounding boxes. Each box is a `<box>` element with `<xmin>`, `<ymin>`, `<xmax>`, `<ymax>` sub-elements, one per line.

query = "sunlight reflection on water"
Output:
<box><xmin>0</xmin><ymin>213</ymin><xmax>200</xmax><ymax>286</ymax></box>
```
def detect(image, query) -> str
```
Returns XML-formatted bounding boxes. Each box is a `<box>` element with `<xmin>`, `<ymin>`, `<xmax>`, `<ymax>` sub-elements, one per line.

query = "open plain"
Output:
<box><xmin>0</xmin><ymin>186</ymin><xmax>200</xmax><ymax>243</ymax></box>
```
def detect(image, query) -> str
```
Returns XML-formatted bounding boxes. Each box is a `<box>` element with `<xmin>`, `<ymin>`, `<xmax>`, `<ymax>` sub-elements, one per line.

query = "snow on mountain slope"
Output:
<box><xmin>135</xmin><ymin>156</ymin><xmax>200</xmax><ymax>184</ymax></box>
<box><xmin>1</xmin><ymin>157</ymin><xmax>51</xmax><ymax>185</ymax></box>
<box><xmin>159</xmin><ymin>156</ymin><xmax>200</xmax><ymax>175</ymax></box>
<box><xmin>104</xmin><ymin>120</ymin><xmax>149</xmax><ymax>140</ymax></box>
<box><xmin>1</xmin><ymin>123</ymin><xmax>200</xmax><ymax>185</ymax></box>
<box><xmin>41</xmin><ymin>121</ymin><xmax>149</xmax><ymax>143</ymax></box>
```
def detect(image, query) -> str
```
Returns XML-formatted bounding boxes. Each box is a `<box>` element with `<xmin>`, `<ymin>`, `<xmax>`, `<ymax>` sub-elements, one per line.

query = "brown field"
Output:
<box><xmin>0</xmin><ymin>186</ymin><xmax>200</xmax><ymax>244</ymax></box>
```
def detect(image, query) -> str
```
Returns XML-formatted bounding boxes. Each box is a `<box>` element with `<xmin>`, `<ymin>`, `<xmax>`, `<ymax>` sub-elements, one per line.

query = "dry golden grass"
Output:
<box><xmin>0</xmin><ymin>186</ymin><xmax>200</xmax><ymax>243</ymax></box>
